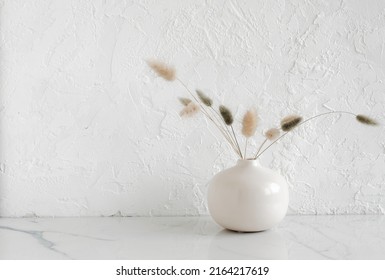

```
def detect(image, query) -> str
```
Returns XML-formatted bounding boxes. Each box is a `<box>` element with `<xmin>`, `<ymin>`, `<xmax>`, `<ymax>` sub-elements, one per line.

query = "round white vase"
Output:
<box><xmin>207</xmin><ymin>159</ymin><xmax>289</xmax><ymax>232</ymax></box>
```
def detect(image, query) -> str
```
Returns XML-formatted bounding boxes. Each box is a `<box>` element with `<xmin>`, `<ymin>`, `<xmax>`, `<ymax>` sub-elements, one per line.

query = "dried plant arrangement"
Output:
<box><xmin>147</xmin><ymin>59</ymin><xmax>379</xmax><ymax>160</ymax></box>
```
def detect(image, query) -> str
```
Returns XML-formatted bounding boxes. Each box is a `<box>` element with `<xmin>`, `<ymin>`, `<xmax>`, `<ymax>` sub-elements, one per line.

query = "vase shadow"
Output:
<box><xmin>208</xmin><ymin>228</ymin><xmax>288</xmax><ymax>259</ymax></box>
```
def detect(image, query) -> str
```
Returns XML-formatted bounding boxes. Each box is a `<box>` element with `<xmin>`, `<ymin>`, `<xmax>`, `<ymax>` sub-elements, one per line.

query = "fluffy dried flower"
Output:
<box><xmin>219</xmin><ymin>105</ymin><xmax>234</xmax><ymax>125</ymax></box>
<box><xmin>180</xmin><ymin>102</ymin><xmax>200</xmax><ymax>117</ymax></box>
<box><xmin>178</xmin><ymin>97</ymin><xmax>192</xmax><ymax>106</ymax></box>
<box><xmin>281</xmin><ymin>114</ymin><xmax>303</xmax><ymax>131</ymax></box>
<box><xmin>146</xmin><ymin>59</ymin><xmax>176</xmax><ymax>81</ymax></box>
<box><xmin>242</xmin><ymin>109</ymin><xmax>258</xmax><ymax>137</ymax></box>
<box><xmin>196</xmin><ymin>90</ymin><xmax>213</xmax><ymax>107</ymax></box>
<box><xmin>356</xmin><ymin>115</ymin><xmax>378</xmax><ymax>126</ymax></box>
<box><xmin>265</xmin><ymin>128</ymin><xmax>280</xmax><ymax>141</ymax></box>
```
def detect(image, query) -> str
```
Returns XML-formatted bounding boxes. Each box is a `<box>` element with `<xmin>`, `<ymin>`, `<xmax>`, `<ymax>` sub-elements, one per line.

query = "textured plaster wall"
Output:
<box><xmin>0</xmin><ymin>0</ymin><xmax>384</xmax><ymax>217</ymax></box>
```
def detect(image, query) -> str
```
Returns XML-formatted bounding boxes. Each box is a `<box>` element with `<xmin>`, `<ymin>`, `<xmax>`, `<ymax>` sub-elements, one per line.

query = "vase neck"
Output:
<box><xmin>236</xmin><ymin>159</ymin><xmax>260</xmax><ymax>167</ymax></box>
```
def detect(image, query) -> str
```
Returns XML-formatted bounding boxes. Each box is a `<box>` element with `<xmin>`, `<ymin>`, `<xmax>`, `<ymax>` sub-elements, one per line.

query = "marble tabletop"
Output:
<box><xmin>0</xmin><ymin>215</ymin><xmax>384</xmax><ymax>260</ymax></box>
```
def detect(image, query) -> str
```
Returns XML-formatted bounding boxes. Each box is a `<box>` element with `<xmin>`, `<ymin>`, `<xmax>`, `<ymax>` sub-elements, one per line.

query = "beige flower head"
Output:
<box><xmin>146</xmin><ymin>59</ymin><xmax>176</xmax><ymax>81</ymax></box>
<box><xmin>242</xmin><ymin>108</ymin><xmax>258</xmax><ymax>138</ymax></box>
<box><xmin>180</xmin><ymin>102</ymin><xmax>200</xmax><ymax>118</ymax></box>
<box><xmin>265</xmin><ymin>128</ymin><xmax>280</xmax><ymax>141</ymax></box>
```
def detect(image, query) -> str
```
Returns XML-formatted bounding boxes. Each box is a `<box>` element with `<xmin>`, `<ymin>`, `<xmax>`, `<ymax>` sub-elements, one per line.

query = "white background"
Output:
<box><xmin>0</xmin><ymin>0</ymin><xmax>384</xmax><ymax>217</ymax></box>
<box><xmin>0</xmin><ymin>260</ymin><xmax>384</xmax><ymax>280</ymax></box>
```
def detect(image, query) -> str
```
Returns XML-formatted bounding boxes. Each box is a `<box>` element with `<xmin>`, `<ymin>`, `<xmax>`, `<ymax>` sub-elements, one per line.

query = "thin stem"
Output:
<box><xmin>225</xmin><ymin>125</ymin><xmax>240</xmax><ymax>154</ymax></box>
<box><xmin>255</xmin><ymin>131</ymin><xmax>289</xmax><ymax>159</ymax></box>
<box><xmin>209</xmin><ymin>106</ymin><xmax>240</xmax><ymax>152</ymax></box>
<box><xmin>231</xmin><ymin>125</ymin><xmax>243</xmax><ymax>159</ymax></box>
<box><xmin>200</xmin><ymin>95</ymin><xmax>243</xmax><ymax>158</ymax></box>
<box><xmin>296</xmin><ymin>111</ymin><xmax>356</xmax><ymax>126</ymax></box>
<box><xmin>207</xmin><ymin>103</ymin><xmax>242</xmax><ymax>157</ymax></box>
<box><xmin>244</xmin><ymin>138</ymin><xmax>248</xmax><ymax>159</ymax></box>
<box><xmin>253</xmin><ymin>138</ymin><xmax>267</xmax><ymax>159</ymax></box>
<box><xmin>213</xmin><ymin>109</ymin><xmax>236</xmax><ymax>143</ymax></box>
<box><xmin>255</xmin><ymin>111</ymin><xmax>357</xmax><ymax>159</ymax></box>
<box><xmin>176</xmin><ymin>78</ymin><xmax>211</xmax><ymax>117</ymax></box>
<box><xmin>176</xmin><ymin>78</ymin><xmax>242</xmax><ymax>158</ymax></box>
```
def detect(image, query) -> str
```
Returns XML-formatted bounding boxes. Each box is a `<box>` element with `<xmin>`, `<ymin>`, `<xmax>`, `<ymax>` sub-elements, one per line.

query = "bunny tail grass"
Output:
<box><xmin>146</xmin><ymin>59</ymin><xmax>176</xmax><ymax>81</ymax></box>
<box><xmin>178</xmin><ymin>97</ymin><xmax>192</xmax><ymax>106</ymax></box>
<box><xmin>242</xmin><ymin>108</ymin><xmax>258</xmax><ymax>138</ymax></box>
<box><xmin>265</xmin><ymin>128</ymin><xmax>280</xmax><ymax>141</ymax></box>
<box><xmin>196</xmin><ymin>90</ymin><xmax>213</xmax><ymax>107</ymax></box>
<box><xmin>180</xmin><ymin>102</ymin><xmax>200</xmax><ymax>117</ymax></box>
<box><xmin>219</xmin><ymin>105</ymin><xmax>234</xmax><ymax>125</ymax></box>
<box><xmin>281</xmin><ymin>114</ymin><xmax>303</xmax><ymax>131</ymax></box>
<box><xmin>356</xmin><ymin>115</ymin><xmax>378</xmax><ymax>126</ymax></box>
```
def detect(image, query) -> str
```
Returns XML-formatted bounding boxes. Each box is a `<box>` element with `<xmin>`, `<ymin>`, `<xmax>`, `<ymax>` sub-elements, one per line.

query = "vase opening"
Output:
<box><xmin>237</xmin><ymin>158</ymin><xmax>260</xmax><ymax>167</ymax></box>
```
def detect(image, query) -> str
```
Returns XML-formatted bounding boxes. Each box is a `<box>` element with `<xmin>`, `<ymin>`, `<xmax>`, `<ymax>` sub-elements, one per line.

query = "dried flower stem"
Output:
<box><xmin>244</xmin><ymin>138</ymin><xmax>248</xmax><ymax>159</ymax></box>
<box><xmin>253</xmin><ymin>129</ymin><xmax>280</xmax><ymax>159</ymax></box>
<box><xmin>148</xmin><ymin>61</ymin><xmax>243</xmax><ymax>158</ymax></box>
<box><xmin>231</xmin><ymin>125</ymin><xmax>243</xmax><ymax>159</ymax></box>
<box><xmin>254</xmin><ymin>111</ymin><xmax>358</xmax><ymax>159</ymax></box>
<box><xmin>210</xmin><ymin>108</ymin><xmax>243</xmax><ymax>157</ymax></box>
<box><xmin>209</xmin><ymin>107</ymin><xmax>239</xmax><ymax>148</ymax></box>
<box><xmin>253</xmin><ymin>138</ymin><xmax>268</xmax><ymax>159</ymax></box>
<box><xmin>176</xmin><ymin>78</ymin><xmax>242</xmax><ymax>157</ymax></box>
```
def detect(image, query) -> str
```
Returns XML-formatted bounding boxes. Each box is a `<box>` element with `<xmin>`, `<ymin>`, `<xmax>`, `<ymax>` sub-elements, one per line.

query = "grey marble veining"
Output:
<box><xmin>0</xmin><ymin>216</ymin><xmax>384</xmax><ymax>260</ymax></box>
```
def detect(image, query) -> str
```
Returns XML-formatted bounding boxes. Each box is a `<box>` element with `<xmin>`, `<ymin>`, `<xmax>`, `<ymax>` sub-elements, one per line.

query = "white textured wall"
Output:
<box><xmin>0</xmin><ymin>0</ymin><xmax>384</xmax><ymax>217</ymax></box>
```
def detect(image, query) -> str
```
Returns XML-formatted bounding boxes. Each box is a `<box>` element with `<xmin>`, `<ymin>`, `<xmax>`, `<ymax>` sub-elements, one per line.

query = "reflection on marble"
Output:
<box><xmin>0</xmin><ymin>215</ymin><xmax>384</xmax><ymax>259</ymax></box>
<box><xmin>209</xmin><ymin>229</ymin><xmax>288</xmax><ymax>259</ymax></box>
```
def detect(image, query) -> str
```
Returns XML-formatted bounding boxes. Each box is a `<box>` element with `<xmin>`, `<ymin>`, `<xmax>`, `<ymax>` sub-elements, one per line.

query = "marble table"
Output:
<box><xmin>0</xmin><ymin>215</ymin><xmax>384</xmax><ymax>260</ymax></box>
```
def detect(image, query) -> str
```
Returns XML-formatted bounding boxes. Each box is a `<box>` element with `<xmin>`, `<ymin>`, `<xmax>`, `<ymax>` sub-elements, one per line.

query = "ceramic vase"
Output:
<box><xmin>207</xmin><ymin>159</ymin><xmax>289</xmax><ymax>232</ymax></box>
